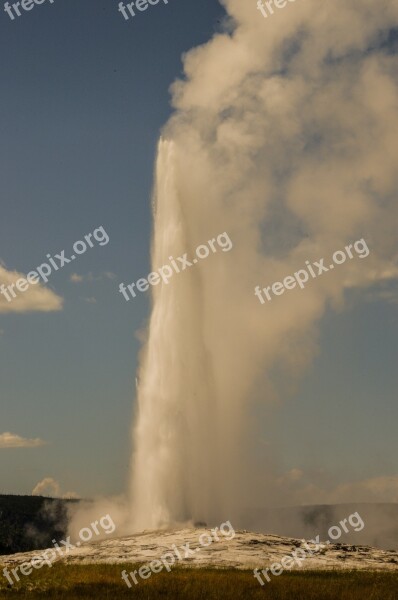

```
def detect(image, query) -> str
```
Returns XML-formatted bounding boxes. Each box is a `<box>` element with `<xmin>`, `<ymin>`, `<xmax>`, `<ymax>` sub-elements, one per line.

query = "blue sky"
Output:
<box><xmin>0</xmin><ymin>0</ymin><xmax>397</xmax><ymax>504</ymax></box>
<box><xmin>0</xmin><ymin>0</ymin><xmax>226</xmax><ymax>497</ymax></box>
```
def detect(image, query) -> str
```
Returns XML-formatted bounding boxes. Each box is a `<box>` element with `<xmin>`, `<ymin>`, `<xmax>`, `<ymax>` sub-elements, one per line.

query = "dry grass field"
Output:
<box><xmin>0</xmin><ymin>564</ymin><xmax>397</xmax><ymax>599</ymax></box>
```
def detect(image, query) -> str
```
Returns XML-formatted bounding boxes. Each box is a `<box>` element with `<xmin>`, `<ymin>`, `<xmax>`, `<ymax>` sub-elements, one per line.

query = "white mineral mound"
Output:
<box><xmin>2</xmin><ymin>529</ymin><xmax>398</xmax><ymax>572</ymax></box>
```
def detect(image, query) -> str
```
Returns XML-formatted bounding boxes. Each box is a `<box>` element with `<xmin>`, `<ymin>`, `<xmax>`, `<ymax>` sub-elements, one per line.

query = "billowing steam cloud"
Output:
<box><xmin>129</xmin><ymin>0</ymin><xmax>398</xmax><ymax>531</ymax></box>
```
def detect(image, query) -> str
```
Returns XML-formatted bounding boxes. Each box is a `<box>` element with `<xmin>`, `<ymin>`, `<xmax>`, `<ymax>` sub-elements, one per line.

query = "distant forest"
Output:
<box><xmin>0</xmin><ymin>495</ymin><xmax>78</xmax><ymax>555</ymax></box>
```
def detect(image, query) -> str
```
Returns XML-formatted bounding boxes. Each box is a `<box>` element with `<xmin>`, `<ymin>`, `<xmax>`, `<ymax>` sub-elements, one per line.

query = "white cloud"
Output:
<box><xmin>327</xmin><ymin>475</ymin><xmax>398</xmax><ymax>504</ymax></box>
<box><xmin>274</xmin><ymin>469</ymin><xmax>398</xmax><ymax>504</ymax></box>
<box><xmin>0</xmin><ymin>265</ymin><xmax>63</xmax><ymax>314</ymax></box>
<box><xmin>277</xmin><ymin>468</ymin><xmax>304</xmax><ymax>484</ymax></box>
<box><xmin>0</xmin><ymin>432</ymin><xmax>48</xmax><ymax>448</ymax></box>
<box><xmin>103</xmin><ymin>272</ymin><xmax>117</xmax><ymax>280</ymax></box>
<box><xmin>69</xmin><ymin>272</ymin><xmax>117</xmax><ymax>284</ymax></box>
<box><xmin>32</xmin><ymin>477</ymin><xmax>80</xmax><ymax>499</ymax></box>
<box><xmin>32</xmin><ymin>477</ymin><xmax>60</xmax><ymax>497</ymax></box>
<box><xmin>70</xmin><ymin>273</ymin><xmax>84</xmax><ymax>283</ymax></box>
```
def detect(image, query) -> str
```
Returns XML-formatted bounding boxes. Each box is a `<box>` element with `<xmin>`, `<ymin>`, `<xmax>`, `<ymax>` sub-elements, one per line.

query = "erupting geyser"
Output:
<box><xmin>128</xmin><ymin>0</ymin><xmax>398</xmax><ymax>534</ymax></box>
<box><xmin>129</xmin><ymin>139</ymin><xmax>223</xmax><ymax>531</ymax></box>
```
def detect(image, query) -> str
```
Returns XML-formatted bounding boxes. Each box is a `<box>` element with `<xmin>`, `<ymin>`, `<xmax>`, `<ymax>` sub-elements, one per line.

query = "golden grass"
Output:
<box><xmin>0</xmin><ymin>563</ymin><xmax>397</xmax><ymax>599</ymax></box>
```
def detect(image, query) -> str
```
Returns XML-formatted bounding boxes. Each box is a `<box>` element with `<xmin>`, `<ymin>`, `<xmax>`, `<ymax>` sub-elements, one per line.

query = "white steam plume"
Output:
<box><xmin>130</xmin><ymin>0</ymin><xmax>398</xmax><ymax>530</ymax></box>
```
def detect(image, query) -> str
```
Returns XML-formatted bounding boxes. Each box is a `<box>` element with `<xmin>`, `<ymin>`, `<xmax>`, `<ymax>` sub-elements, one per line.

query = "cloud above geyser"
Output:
<box><xmin>130</xmin><ymin>0</ymin><xmax>398</xmax><ymax>530</ymax></box>
<box><xmin>0</xmin><ymin>264</ymin><xmax>63</xmax><ymax>313</ymax></box>
<box><xmin>0</xmin><ymin>432</ymin><xmax>48</xmax><ymax>448</ymax></box>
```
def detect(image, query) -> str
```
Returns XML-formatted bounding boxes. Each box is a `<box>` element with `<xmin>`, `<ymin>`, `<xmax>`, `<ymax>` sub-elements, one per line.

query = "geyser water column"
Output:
<box><xmin>130</xmin><ymin>138</ymin><xmax>221</xmax><ymax>531</ymax></box>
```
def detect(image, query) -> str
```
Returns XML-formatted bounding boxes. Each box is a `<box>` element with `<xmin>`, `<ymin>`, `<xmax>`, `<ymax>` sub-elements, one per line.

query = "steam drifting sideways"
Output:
<box><xmin>129</xmin><ymin>0</ymin><xmax>398</xmax><ymax>532</ymax></box>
